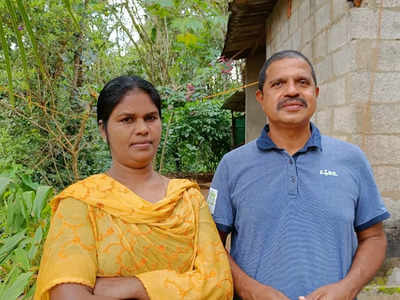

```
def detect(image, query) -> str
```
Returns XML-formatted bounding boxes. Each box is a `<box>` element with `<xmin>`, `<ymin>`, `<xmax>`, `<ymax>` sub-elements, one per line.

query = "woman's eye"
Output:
<box><xmin>121</xmin><ymin>117</ymin><xmax>133</xmax><ymax>123</ymax></box>
<box><xmin>146</xmin><ymin>115</ymin><xmax>157</xmax><ymax>121</ymax></box>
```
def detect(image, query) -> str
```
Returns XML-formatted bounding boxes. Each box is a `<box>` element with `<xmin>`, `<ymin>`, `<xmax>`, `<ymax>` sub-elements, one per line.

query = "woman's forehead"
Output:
<box><xmin>112</xmin><ymin>91</ymin><xmax>158</xmax><ymax>115</ymax></box>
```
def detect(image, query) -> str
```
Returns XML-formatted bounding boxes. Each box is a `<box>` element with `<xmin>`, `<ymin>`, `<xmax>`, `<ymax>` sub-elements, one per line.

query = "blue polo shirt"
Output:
<box><xmin>209</xmin><ymin>123</ymin><xmax>389</xmax><ymax>300</ymax></box>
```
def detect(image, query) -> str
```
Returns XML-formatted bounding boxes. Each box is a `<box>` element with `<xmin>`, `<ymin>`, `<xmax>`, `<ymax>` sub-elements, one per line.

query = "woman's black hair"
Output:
<box><xmin>97</xmin><ymin>75</ymin><xmax>162</xmax><ymax>127</ymax></box>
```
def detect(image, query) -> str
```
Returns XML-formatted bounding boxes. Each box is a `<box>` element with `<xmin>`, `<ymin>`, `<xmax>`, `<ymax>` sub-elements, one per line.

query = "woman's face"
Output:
<box><xmin>100</xmin><ymin>90</ymin><xmax>162</xmax><ymax>169</ymax></box>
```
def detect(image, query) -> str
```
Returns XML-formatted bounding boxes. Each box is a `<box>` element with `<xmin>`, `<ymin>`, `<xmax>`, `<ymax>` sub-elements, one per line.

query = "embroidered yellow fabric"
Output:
<box><xmin>34</xmin><ymin>174</ymin><xmax>233</xmax><ymax>300</ymax></box>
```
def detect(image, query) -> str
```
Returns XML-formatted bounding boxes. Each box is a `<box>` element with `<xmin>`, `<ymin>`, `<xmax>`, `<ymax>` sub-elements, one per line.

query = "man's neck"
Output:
<box><xmin>268</xmin><ymin>122</ymin><xmax>311</xmax><ymax>155</ymax></box>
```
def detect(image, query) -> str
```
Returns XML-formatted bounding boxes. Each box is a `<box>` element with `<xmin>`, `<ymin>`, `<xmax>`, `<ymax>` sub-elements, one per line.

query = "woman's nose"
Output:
<box><xmin>135</xmin><ymin>119</ymin><xmax>149</xmax><ymax>135</ymax></box>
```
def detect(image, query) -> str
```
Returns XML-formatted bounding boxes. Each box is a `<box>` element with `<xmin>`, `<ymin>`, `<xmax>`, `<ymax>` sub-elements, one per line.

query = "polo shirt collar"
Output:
<box><xmin>256</xmin><ymin>122</ymin><xmax>322</xmax><ymax>152</ymax></box>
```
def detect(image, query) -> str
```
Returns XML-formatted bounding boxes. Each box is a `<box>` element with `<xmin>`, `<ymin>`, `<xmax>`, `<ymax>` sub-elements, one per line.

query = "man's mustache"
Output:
<box><xmin>277</xmin><ymin>97</ymin><xmax>308</xmax><ymax>110</ymax></box>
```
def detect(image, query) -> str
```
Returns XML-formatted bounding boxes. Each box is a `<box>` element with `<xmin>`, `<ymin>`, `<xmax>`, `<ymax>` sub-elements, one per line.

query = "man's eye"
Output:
<box><xmin>299</xmin><ymin>79</ymin><xmax>309</xmax><ymax>85</ymax></box>
<box><xmin>272</xmin><ymin>81</ymin><xmax>282</xmax><ymax>87</ymax></box>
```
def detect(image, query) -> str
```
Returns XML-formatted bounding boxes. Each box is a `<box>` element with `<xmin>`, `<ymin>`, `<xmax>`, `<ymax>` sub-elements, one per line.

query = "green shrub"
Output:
<box><xmin>0</xmin><ymin>169</ymin><xmax>53</xmax><ymax>299</ymax></box>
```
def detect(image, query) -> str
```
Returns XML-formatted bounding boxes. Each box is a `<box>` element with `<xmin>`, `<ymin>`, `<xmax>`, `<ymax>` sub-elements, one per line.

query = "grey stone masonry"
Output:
<box><xmin>262</xmin><ymin>0</ymin><xmax>400</xmax><ymax>267</ymax></box>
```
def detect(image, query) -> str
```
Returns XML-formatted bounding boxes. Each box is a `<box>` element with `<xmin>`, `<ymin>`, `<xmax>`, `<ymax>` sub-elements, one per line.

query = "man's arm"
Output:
<box><xmin>219</xmin><ymin>230</ymin><xmax>290</xmax><ymax>300</ymax></box>
<box><xmin>304</xmin><ymin>222</ymin><xmax>387</xmax><ymax>300</ymax></box>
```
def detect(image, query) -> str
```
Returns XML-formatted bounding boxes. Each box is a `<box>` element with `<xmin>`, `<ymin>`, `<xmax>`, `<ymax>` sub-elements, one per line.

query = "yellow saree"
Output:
<box><xmin>34</xmin><ymin>174</ymin><xmax>233</xmax><ymax>300</ymax></box>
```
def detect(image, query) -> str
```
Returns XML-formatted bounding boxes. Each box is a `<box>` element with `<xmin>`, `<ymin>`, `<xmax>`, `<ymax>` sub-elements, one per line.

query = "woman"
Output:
<box><xmin>34</xmin><ymin>76</ymin><xmax>233</xmax><ymax>300</ymax></box>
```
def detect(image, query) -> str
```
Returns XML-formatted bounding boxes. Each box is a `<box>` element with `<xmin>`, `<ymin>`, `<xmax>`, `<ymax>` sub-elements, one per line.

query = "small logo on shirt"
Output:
<box><xmin>207</xmin><ymin>188</ymin><xmax>218</xmax><ymax>214</ymax></box>
<box><xmin>320</xmin><ymin>169</ymin><xmax>338</xmax><ymax>177</ymax></box>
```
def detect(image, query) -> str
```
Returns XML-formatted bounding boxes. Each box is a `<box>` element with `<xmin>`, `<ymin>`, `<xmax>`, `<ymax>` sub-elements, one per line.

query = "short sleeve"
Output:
<box><xmin>34</xmin><ymin>198</ymin><xmax>97</xmax><ymax>300</ymax></box>
<box><xmin>354</xmin><ymin>151</ymin><xmax>390</xmax><ymax>232</ymax></box>
<box><xmin>208</xmin><ymin>158</ymin><xmax>234</xmax><ymax>233</ymax></box>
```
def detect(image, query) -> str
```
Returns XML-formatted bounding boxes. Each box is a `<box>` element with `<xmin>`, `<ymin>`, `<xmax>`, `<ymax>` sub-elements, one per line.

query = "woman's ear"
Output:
<box><xmin>98</xmin><ymin>120</ymin><xmax>107</xmax><ymax>143</ymax></box>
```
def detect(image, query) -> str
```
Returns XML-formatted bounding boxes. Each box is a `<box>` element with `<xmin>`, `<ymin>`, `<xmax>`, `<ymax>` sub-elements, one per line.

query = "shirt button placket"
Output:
<box><xmin>288</xmin><ymin>157</ymin><xmax>297</xmax><ymax>196</ymax></box>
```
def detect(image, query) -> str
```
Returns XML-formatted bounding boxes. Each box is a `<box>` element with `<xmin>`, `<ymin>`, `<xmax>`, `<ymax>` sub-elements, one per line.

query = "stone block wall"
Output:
<box><xmin>264</xmin><ymin>0</ymin><xmax>400</xmax><ymax>258</ymax></box>
<box><xmin>245</xmin><ymin>52</ymin><xmax>268</xmax><ymax>142</ymax></box>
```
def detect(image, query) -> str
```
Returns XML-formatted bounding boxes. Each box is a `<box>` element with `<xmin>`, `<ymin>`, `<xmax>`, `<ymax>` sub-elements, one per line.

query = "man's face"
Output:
<box><xmin>256</xmin><ymin>57</ymin><xmax>319</xmax><ymax>128</ymax></box>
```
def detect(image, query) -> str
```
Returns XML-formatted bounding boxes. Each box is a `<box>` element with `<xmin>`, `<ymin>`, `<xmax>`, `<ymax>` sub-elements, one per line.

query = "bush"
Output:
<box><xmin>0</xmin><ymin>167</ymin><xmax>54</xmax><ymax>299</ymax></box>
<box><xmin>157</xmin><ymin>98</ymin><xmax>231</xmax><ymax>174</ymax></box>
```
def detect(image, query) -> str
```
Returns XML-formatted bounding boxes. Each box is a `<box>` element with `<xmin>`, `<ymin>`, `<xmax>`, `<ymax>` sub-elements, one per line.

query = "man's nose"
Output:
<box><xmin>285</xmin><ymin>81</ymin><xmax>299</xmax><ymax>97</ymax></box>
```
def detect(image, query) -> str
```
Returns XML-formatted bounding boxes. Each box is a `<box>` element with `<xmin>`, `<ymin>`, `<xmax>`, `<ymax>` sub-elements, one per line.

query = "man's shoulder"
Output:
<box><xmin>221</xmin><ymin>140</ymin><xmax>259</xmax><ymax>162</ymax></box>
<box><xmin>321</xmin><ymin>135</ymin><xmax>363</xmax><ymax>155</ymax></box>
<box><xmin>321</xmin><ymin>135</ymin><xmax>368</xmax><ymax>165</ymax></box>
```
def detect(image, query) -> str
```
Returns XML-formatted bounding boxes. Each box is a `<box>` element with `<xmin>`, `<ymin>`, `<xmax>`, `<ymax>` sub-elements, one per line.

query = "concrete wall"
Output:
<box><xmin>245</xmin><ymin>52</ymin><xmax>267</xmax><ymax>142</ymax></box>
<box><xmin>261</xmin><ymin>0</ymin><xmax>400</xmax><ymax>258</ymax></box>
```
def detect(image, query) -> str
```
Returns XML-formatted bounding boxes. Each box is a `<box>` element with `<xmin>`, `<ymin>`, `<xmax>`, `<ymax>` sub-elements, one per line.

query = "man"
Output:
<box><xmin>208</xmin><ymin>50</ymin><xmax>390</xmax><ymax>300</ymax></box>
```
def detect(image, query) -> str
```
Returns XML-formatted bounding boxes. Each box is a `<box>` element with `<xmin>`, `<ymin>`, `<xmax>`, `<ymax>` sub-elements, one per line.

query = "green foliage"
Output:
<box><xmin>0</xmin><ymin>0</ymin><xmax>134</xmax><ymax>189</ymax></box>
<box><xmin>0</xmin><ymin>19</ymin><xmax>14</xmax><ymax>105</ymax></box>
<box><xmin>0</xmin><ymin>3</ymin><xmax>239</xmax><ymax>298</ymax></box>
<box><xmin>158</xmin><ymin>98</ymin><xmax>231</xmax><ymax>174</ymax></box>
<box><xmin>369</xmin><ymin>275</ymin><xmax>388</xmax><ymax>286</ymax></box>
<box><xmin>0</xmin><ymin>168</ymin><xmax>53</xmax><ymax>299</ymax></box>
<box><xmin>0</xmin><ymin>271</ymin><xmax>34</xmax><ymax>300</ymax></box>
<box><xmin>0</xmin><ymin>0</ymin><xmax>238</xmax><ymax>191</ymax></box>
<box><xmin>377</xmin><ymin>287</ymin><xmax>400</xmax><ymax>295</ymax></box>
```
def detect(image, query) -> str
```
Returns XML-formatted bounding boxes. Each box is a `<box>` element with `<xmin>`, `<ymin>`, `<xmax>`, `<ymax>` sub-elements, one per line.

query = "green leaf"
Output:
<box><xmin>158</xmin><ymin>0</ymin><xmax>174</xmax><ymax>8</ymax></box>
<box><xmin>17</xmin><ymin>194</ymin><xmax>27</xmax><ymax>220</ymax></box>
<box><xmin>6</xmin><ymin>201</ymin><xmax>16</xmax><ymax>231</ymax></box>
<box><xmin>20</xmin><ymin>175</ymin><xmax>39</xmax><ymax>191</ymax></box>
<box><xmin>14</xmin><ymin>248</ymin><xmax>31</xmax><ymax>272</ymax></box>
<box><xmin>16</xmin><ymin>0</ymin><xmax>48</xmax><ymax>81</ymax></box>
<box><xmin>5</xmin><ymin>0</ymin><xmax>30</xmax><ymax>94</ymax></box>
<box><xmin>151</xmin><ymin>27</ymin><xmax>157</xmax><ymax>43</ymax></box>
<box><xmin>0</xmin><ymin>18</ymin><xmax>15</xmax><ymax>105</ymax></box>
<box><xmin>32</xmin><ymin>186</ymin><xmax>53</xmax><ymax>219</ymax></box>
<box><xmin>0</xmin><ymin>265</ymin><xmax>20</xmax><ymax>298</ymax></box>
<box><xmin>186</xmin><ymin>18</ymin><xmax>203</xmax><ymax>32</ymax></box>
<box><xmin>1</xmin><ymin>272</ymin><xmax>33</xmax><ymax>300</ymax></box>
<box><xmin>176</xmin><ymin>33</ymin><xmax>198</xmax><ymax>47</ymax></box>
<box><xmin>0</xmin><ymin>176</ymin><xmax>11</xmax><ymax>199</ymax></box>
<box><xmin>28</xmin><ymin>226</ymin><xmax>43</xmax><ymax>261</ymax></box>
<box><xmin>22</xmin><ymin>282</ymin><xmax>36</xmax><ymax>300</ymax></box>
<box><xmin>61</xmin><ymin>0</ymin><xmax>80</xmax><ymax>31</ymax></box>
<box><xmin>171</xmin><ymin>18</ymin><xmax>186</xmax><ymax>32</ymax></box>
<box><xmin>7</xmin><ymin>193</ymin><xmax>25</xmax><ymax>232</ymax></box>
<box><xmin>22</xmin><ymin>191</ymin><xmax>35</xmax><ymax>216</ymax></box>
<box><xmin>0</xmin><ymin>230</ymin><xmax>26</xmax><ymax>264</ymax></box>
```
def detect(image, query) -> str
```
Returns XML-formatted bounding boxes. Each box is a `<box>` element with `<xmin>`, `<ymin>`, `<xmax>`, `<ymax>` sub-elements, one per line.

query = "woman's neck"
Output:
<box><xmin>107</xmin><ymin>161</ymin><xmax>156</xmax><ymax>187</ymax></box>
<box><xmin>106</xmin><ymin>161</ymin><xmax>169</xmax><ymax>203</ymax></box>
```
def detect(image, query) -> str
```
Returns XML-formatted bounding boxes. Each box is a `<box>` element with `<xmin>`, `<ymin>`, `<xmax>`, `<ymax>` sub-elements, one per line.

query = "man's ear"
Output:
<box><xmin>98</xmin><ymin>120</ymin><xmax>107</xmax><ymax>142</ymax></box>
<box><xmin>256</xmin><ymin>89</ymin><xmax>264</xmax><ymax>105</ymax></box>
<box><xmin>315</xmin><ymin>86</ymin><xmax>320</xmax><ymax>98</ymax></box>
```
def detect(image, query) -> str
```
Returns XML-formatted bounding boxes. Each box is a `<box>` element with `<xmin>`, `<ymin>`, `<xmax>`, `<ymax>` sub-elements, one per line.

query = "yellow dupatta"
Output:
<box><xmin>34</xmin><ymin>174</ymin><xmax>233</xmax><ymax>300</ymax></box>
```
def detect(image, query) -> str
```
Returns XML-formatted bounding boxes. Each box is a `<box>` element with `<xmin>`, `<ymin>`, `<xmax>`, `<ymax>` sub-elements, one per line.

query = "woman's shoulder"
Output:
<box><xmin>168</xmin><ymin>178</ymin><xmax>200</xmax><ymax>193</ymax></box>
<box><xmin>51</xmin><ymin>173</ymin><xmax>107</xmax><ymax>212</ymax></box>
<box><xmin>53</xmin><ymin>196</ymin><xmax>90</xmax><ymax>215</ymax></box>
<box><xmin>168</xmin><ymin>178</ymin><xmax>206</xmax><ymax>208</ymax></box>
